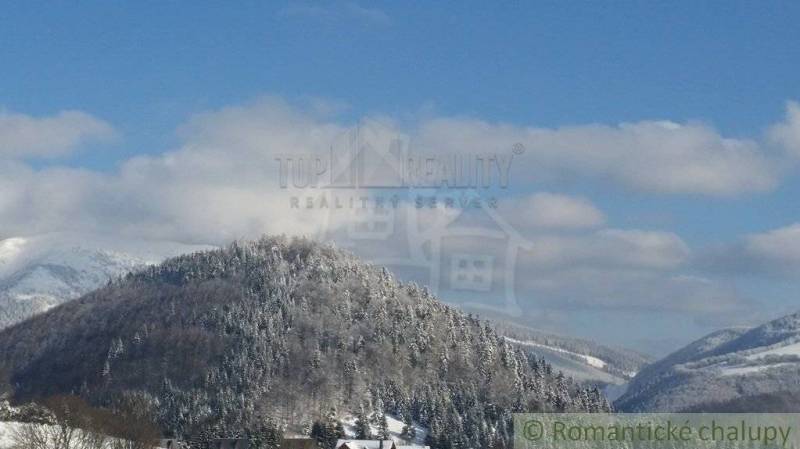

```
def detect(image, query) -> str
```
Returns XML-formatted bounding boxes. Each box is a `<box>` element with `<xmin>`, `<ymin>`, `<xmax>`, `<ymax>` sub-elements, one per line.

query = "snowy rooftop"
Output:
<box><xmin>336</xmin><ymin>440</ymin><xmax>396</xmax><ymax>449</ymax></box>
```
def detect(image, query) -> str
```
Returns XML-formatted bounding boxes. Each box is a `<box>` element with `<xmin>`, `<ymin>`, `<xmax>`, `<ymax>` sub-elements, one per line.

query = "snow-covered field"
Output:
<box><xmin>748</xmin><ymin>341</ymin><xmax>800</xmax><ymax>359</ymax></box>
<box><xmin>0</xmin><ymin>421</ymin><xmax>134</xmax><ymax>449</ymax></box>
<box><xmin>0</xmin><ymin>421</ymin><xmax>21</xmax><ymax>449</ymax></box>
<box><xmin>712</xmin><ymin>340</ymin><xmax>800</xmax><ymax>377</ymax></box>
<box><xmin>341</xmin><ymin>414</ymin><xmax>427</xmax><ymax>446</ymax></box>
<box><xmin>3</xmin><ymin>416</ymin><xmax>426</xmax><ymax>449</ymax></box>
<box><xmin>503</xmin><ymin>337</ymin><xmax>608</xmax><ymax>369</ymax></box>
<box><xmin>502</xmin><ymin>336</ymin><xmax>635</xmax><ymax>387</ymax></box>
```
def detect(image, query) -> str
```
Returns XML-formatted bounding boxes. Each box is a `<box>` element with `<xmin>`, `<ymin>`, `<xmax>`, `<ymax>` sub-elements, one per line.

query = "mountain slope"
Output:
<box><xmin>0</xmin><ymin>236</ymin><xmax>608</xmax><ymax>449</ymax></box>
<box><xmin>461</xmin><ymin>308</ymin><xmax>650</xmax><ymax>398</ymax></box>
<box><xmin>616</xmin><ymin>311</ymin><xmax>800</xmax><ymax>412</ymax></box>
<box><xmin>491</xmin><ymin>318</ymin><xmax>649</xmax><ymax>386</ymax></box>
<box><xmin>0</xmin><ymin>233</ymin><xmax>210</xmax><ymax>329</ymax></box>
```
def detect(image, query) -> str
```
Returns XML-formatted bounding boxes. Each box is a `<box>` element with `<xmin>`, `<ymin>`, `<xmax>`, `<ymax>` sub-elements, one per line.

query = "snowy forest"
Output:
<box><xmin>0</xmin><ymin>236</ymin><xmax>609</xmax><ymax>449</ymax></box>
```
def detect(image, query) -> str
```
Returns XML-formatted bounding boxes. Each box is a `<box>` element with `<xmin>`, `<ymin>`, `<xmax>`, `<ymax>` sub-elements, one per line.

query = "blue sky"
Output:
<box><xmin>3</xmin><ymin>2</ymin><xmax>798</xmax><ymax>143</ymax></box>
<box><xmin>2</xmin><ymin>1</ymin><xmax>800</xmax><ymax>354</ymax></box>
<box><xmin>3</xmin><ymin>0</ymin><xmax>799</xmax><ymax>237</ymax></box>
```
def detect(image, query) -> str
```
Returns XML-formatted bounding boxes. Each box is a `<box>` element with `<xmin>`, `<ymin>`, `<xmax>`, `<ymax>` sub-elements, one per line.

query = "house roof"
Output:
<box><xmin>279</xmin><ymin>438</ymin><xmax>319</xmax><ymax>449</ymax></box>
<box><xmin>281</xmin><ymin>437</ymin><xmax>321</xmax><ymax>449</ymax></box>
<box><xmin>335</xmin><ymin>440</ymin><xmax>397</xmax><ymax>449</ymax></box>
<box><xmin>157</xmin><ymin>440</ymin><xmax>188</xmax><ymax>449</ymax></box>
<box><xmin>209</xmin><ymin>438</ymin><xmax>251</xmax><ymax>449</ymax></box>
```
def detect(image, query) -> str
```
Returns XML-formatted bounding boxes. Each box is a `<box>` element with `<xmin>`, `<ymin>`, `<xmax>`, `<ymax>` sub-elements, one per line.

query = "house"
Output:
<box><xmin>157</xmin><ymin>440</ymin><xmax>189</xmax><ymax>449</ymax></box>
<box><xmin>209</xmin><ymin>438</ymin><xmax>251</xmax><ymax>449</ymax></box>
<box><xmin>335</xmin><ymin>440</ymin><xmax>397</xmax><ymax>449</ymax></box>
<box><xmin>280</xmin><ymin>437</ymin><xmax>322</xmax><ymax>449</ymax></box>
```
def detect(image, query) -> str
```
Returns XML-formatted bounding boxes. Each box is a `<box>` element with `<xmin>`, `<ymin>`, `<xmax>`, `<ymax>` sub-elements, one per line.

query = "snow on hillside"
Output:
<box><xmin>748</xmin><ymin>340</ymin><xmax>800</xmax><ymax>359</ymax></box>
<box><xmin>341</xmin><ymin>414</ymin><xmax>427</xmax><ymax>446</ymax></box>
<box><xmin>502</xmin><ymin>336</ymin><xmax>636</xmax><ymax>389</ymax></box>
<box><xmin>0</xmin><ymin>421</ymin><xmax>16</xmax><ymax>449</ymax></box>
<box><xmin>0</xmin><ymin>233</ymin><xmax>211</xmax><ymax>278</ymax></box>
<box><xmin>720</xmin><ymin>362</ymin><xmax>795</xmax><ymax>377</ymax></box>
<box><xmin>715</xmin><ymin>340</ymin><xmax>800</xmax><ymax>377</ymax></box>
<box><xmin>0</xmin><ymin>232</ymin><xmax>212</xmax><ymax>329</ymax></box>
<box><xmin>2</xmin><ymin>415</ymin><xmax>426</xmax><ymax>449</ymax></box>
<box><xmin>617</xmin><ymin>311</ymin><xmax>800</xmax><ymax>412</ymax></box>
<box><xmin>504</xmin><ymin>337</ymin><xmax>608</xmax><ymax>369</ymax></box>
<box><xmin>0</xmin><ymin>421</ymin><xmax>136</xmax><ymax>449</ymax></box>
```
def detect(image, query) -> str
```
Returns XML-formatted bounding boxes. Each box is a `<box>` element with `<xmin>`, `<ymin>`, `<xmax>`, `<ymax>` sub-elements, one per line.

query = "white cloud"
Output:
<box><xmin>4</xmin><ymin>97</ymin><xmax>796</xmax><ymax>245</ymax></box>
<box><xmin>746</xmin><ymin>223</ymin><xmax>800</xmax><ymax>266</ymax></box>
<box><xmin>0</xmin><ymin>109</ymin><xmax>115</xmax><ymax>159</ymax></box>
<box><xmin>517</xmin><ymin>266</ymin><xmax>748</xmax><ymax>317</ymax></box>
<box><xmin>506</xmin><ymin>228</ymin><xmax>748</xmax><ymax>319</ymax></box>
<box><xmin>695</xmin><ymin>223</ymin><xmax>800</xmax><ymax>277</ymax></box>
<box><xmin>0</xmin><ymin>99</ymin><xmax>345</xmax><ymax>243</ymax></box>
<box><xmin>416</xmin><ymin>118</ymin><xmax>778</xmax><ymax>195</ymax></box>
<box><xmin>331</xmin><ymin>201</ymin><xmax>720</xmax><ymax>316</ymax></box>
<box><xmin>769</xmin><ymin>101</ymin><xmax>800</xmax><ymax>158</ymax></box>
<box><xmin>499</xmin><ymin>193</ymin><xmax>605</xmax><ymax>229</ymax></box>
<box><xmin>0</xmin><ymin>97</ymin><xmax>774</xmax><ymax>334</ymax></box>
<box><xmin>525</xmin><ymin>229</ymin><xmax>690</xmax><ymax>271</ymax></box>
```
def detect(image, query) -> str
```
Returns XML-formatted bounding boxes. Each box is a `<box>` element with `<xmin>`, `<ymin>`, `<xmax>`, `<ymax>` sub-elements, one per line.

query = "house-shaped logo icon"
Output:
<box><xmin>318</xmin><ymin>123</ymin><xmax>532</xmax><ymax>316</ymax></box>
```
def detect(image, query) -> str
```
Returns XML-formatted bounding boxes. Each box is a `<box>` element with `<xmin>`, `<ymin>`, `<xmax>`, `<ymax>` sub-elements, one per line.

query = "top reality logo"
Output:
<box><xmin>275</xmin><ymin>148</ymin><xmax>521</xmax><ymax>189</ymax></box>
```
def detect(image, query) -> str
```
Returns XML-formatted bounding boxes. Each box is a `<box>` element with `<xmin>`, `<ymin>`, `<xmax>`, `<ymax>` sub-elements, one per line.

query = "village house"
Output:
<box><xmin>209</xmin><ymin>438</ymin><xmax>251</xmax><ymax>449</ymax></box>
<box><xmin>157</xmin><ymin>439</ymin><xmax>189</xmax><ymax>449</ymax></box>
<box><xmin>335</xmin><ymin>441</ymin><xmax>429</xmax><ymax>449</ymax></box>
<box><xmin>335</xmin><ymin>440</ymin><xmax>397</xmax><ymax>449</ymax></box>
<box><xmin>280</xmin><ymin>437</ymin><xmax>322</xmax><ymax>449</ymax></box>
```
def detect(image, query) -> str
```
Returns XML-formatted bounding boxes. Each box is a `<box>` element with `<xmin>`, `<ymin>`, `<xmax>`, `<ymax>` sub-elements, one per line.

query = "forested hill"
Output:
<box><xmin>0</xmin><ymin>236</ymin><xmax>608</xmax><ymax>449</ymax></box>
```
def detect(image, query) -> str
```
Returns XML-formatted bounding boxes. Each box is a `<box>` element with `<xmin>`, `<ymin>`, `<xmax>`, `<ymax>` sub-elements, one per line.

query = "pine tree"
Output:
<box><xmin>400</xmin><ymin>412</ymin><xmax>416</xmax><ymax>441</ymax></box>
<box><xmin>354</xmin><ymin>407</ymin><xmax>372</xmax><ymax>440</ymax></box>
<box><xmin>377</xmin><ymin>411</ymin><xmax>390</xmax><ymax>440</ymax></box>
<box><xmin>247</xmin><ymin>418</ymin><xmax>282</xmax><ymax>449</ymax></box>
<box><xmin>311</xmin><ymin>412</ymin><xmax>345</xmax><ymax>449</ymax></box>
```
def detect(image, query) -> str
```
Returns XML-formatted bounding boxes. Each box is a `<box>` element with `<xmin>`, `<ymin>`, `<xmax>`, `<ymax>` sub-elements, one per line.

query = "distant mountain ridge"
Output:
<box><xmin>616</xmin><ymin>311</ymin><xmax>800</xmax><ymax>412</ymax></box>
<box><xmin>0</xmin><ymin>233</ymin><xmax>210</xmax><ymax>329</ymax></box>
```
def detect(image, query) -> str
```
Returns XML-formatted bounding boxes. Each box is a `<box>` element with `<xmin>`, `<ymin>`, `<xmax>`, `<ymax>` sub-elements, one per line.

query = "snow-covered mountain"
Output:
<box><xmin>499</xmin><ymin>334</ymin><xmax>647</xmax><ymax>401</ymax></box>
<box><xmin>616</xmin><ymin>311</ymin><xmax>800</xmax><ymax>412</ymax></box>
<box><xmin>0</xmin><ymin>236</ymin><xmax>609</xmax><ymax>445</ymax></box>
<box><xmin>0</xmin><ymin>233</ymin><xmax>211</xmax><ymax>329</ymax></box>
<box><xmin>475</xmin><ymin>309</ymin><xmax>650</xmax><ymax>388</ymax></box>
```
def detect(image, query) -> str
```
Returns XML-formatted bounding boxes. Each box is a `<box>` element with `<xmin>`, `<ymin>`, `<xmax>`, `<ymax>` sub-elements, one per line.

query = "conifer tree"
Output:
<box><xmin>354</xmin><ymin>407</ymin><xmax>372</xmax><ymax>440</ymax></box>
